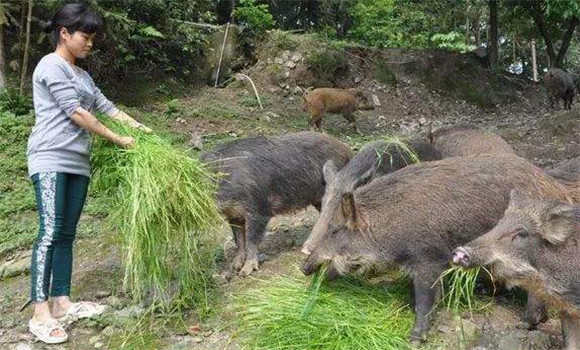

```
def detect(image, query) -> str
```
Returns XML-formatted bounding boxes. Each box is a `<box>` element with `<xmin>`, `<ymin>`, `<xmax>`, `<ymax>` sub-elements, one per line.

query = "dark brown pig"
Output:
<box><xmin>544</xmin><ymin>68</ymin><xmax>575</xmax><ymax>110</ymax></box>
<box><xmin>453</xmin><ymin>191</ymin><xmax>580</xmax><ymax>350</ymax></box>
<box><xmin>302</xmin><ymin>88</ymin><xmax>375</xmax><ymax>133</ymax></box>
<box><xmin>429</xmin><ymin>124</ymin><xmax>515</xmax><ymax>157</ymax></box>
<box><xmin>301</xmin><ymin>155</ymin><xmax>571</xmax><ymax>342</ymax></box>
<box><xmin>201</xmin><ymin>132</ymin><xmax>352</xmax><ymax>276</ymax></box>
<box><xmin>302</xmin><ymin>138</ymin><xmax>442</xmax><ymax>254</ymax></box>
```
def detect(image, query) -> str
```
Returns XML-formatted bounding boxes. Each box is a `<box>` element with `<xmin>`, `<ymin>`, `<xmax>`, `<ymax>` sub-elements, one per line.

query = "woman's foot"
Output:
<box><xmin>51</xmin><ymin>296</ymin><xmax>107</xmax><ymax>322</ymax></box>
<box><xmin>31</xmin><ymin>301</ymin><xmax>67</xmax><ymax>343</ymax></box>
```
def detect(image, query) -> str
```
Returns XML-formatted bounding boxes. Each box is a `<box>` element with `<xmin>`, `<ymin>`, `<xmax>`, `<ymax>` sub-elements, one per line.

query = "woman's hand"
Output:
<box><xmin>112</xmin><ymin>110</ymin><xmax>152</xmax><ymax>133</ymax></box>
<box><xmin>116</xmin><ymin>136</ymin><xmax>135</xmax><ymax>149</ymax></box>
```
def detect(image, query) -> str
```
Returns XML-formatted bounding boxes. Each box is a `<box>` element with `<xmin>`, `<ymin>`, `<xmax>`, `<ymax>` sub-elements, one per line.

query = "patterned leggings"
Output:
<box><xmin>30</xmin><ymin>172</ymin><xmax>89</xmax><ymax>302</ymax></box>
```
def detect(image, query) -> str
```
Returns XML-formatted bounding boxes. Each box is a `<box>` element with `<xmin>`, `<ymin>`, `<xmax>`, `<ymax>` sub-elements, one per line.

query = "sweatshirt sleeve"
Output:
<box><xmin>41</xmin><ymin>65</ymin><xmax>81</xmax><ymax>118</ymax></box>
<box><xmin>89</xmin><ymin>75</ymin><xmax>119</xmax><ymax>117</ymax></box>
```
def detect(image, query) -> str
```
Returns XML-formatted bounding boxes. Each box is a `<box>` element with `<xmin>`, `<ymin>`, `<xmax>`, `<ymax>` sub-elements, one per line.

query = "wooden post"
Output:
<box><xmin>531</xmin><ymin>39</ymin><xmax>538</xmax><ymax>82</ymax></box>
<box><xmin>214</xmin><ymin>22</ymin><xmax>231</xmax><ymax>88</ymax></box>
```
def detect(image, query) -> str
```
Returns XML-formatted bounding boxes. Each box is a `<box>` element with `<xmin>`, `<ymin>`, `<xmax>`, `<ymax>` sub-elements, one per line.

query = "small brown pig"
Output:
<box><xmin>302</xmin><ymin>88</ymin><xmax>375</xmax><ymax>133</ymax></box>
<box><xmin>453</xmin><ymin>190</ymin><xmax>580</xmax><ymax>350</ymax></box>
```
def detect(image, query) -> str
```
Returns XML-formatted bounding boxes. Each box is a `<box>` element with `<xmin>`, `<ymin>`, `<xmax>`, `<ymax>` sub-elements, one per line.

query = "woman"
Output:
<box><xmin>27</xmin><ymin>3</ymin><xmax>150</xmax><ymax>344</ymax></box>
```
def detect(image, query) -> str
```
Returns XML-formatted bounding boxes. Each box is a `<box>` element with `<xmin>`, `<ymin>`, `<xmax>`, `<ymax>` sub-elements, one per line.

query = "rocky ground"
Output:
<box><xmin>1</xmin><ymin>37</ymin><xmax>579</xmax><ymax>350</ymax></box>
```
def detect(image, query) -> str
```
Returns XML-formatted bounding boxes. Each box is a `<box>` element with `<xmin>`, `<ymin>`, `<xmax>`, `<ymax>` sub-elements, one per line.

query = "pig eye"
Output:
<box><xmin>513</xmin><ymin>228</ymin><xmax>529</xmax><ymax>240</ymax></box>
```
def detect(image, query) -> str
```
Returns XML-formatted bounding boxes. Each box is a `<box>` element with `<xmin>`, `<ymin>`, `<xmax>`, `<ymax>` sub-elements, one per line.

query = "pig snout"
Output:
<box><xmin>452</xmin><ymin>247</ymin><xmax>472</xmax><ymax>267</ymax></box>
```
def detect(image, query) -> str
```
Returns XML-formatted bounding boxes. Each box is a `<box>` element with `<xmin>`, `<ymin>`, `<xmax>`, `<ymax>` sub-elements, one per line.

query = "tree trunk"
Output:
<box><xmin>0</xmin><ymin>25</ymin><xmax>5</xmax><ymax>91</ymax></box>
<box><xmin>19</xmin><ymin>0</ymin><xmax>32</xmax><ymax>96</ymax></box>
<box><xmin>488</xmin><ymin>0</ymin><xmax>498</xmax><ymax>67</ymax></box>
<box><xmin>531</xmin><ymin>39</ymin><xmax>538</xmax><ymax>82</ymax></box>
<box><xmin>525</xmin><ymin>2</ymin><xmax>556</xmax><ymax>66</ymax></box>
<box><xmin>465</xmin><ymin>0</ymin><xmax>470</xmax><ymax>46</ymax></box>
<box><xmin>554</xmin><ymin>17</ymin><xmax>579</xmax><ymax>68</ymax></box>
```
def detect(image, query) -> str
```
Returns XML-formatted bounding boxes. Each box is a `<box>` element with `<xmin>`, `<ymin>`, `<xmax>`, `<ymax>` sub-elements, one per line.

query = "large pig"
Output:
<box><xmin>303</xmin><ymin>124</ymin><xmax>514</xmax><ymax>255</ymax></box>
<box><xmin>301</xmin><ymin>155</ymin><xmax>572</xmax><ymax>342</ymax></box>
<box><xmin>429</xmin><ymin>124</ymin><xmax>515</xmax><ymax>157</ymax></box>
<box><xmin>453</xmin><ymin>191</ymin><xmax>580</xmax><ymax>350</ymax></box>
<box><xmin>544</xmin><ymin>68</ymin><xmax>575</xmax><ymax>110</ymax></box>
<box><xmin>302</xmin><ymin>138</ymin><xmax>442</xmax><ymax>254</ymax></box>
<box><xmin>202</xmin><ymin>132</ymin><xmax>352</xmax><ymax>276</ymax></box>
<box><xmin>302</xmin><ymin>87</ymin><xmax>375</xmax><ymax>133</ymax></box>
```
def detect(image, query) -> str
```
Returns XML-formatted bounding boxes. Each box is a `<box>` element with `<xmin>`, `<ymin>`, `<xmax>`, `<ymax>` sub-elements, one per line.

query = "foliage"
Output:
<box><xmin>234</xmin><ymin>0</ymin><xmax>275</xmax><ymax>64</ymax></box>
<box><xmin>0</xmin><ymin>89</ymin><xmax>32</xmax><ymax>116</ymax></box>
<box><xmin>91</xmin><ymin>118</ymin><xmax>224</xmax><ymax>314</ymax></box>
<box><xmin>233</xmin><ymin>272</ymin><xmax>415</xmax><ymax>350</ymax></box>
<box><xmin>305</xmin><ymin>46</ymin><xmax>348</xmax><ymax>83</ymax></box>
<box><xmin>234</xmin><ymin>0</ymin><xmax>274</xmax><ymax>36</ymax></box>
<box><xmin>347</xmin><ymin>0</ymin><xmax>431</xmax><ymax>49</ymax></box>
<box><xmin>0</xmin><ymin>111</ymin><xmax>36</xmax><ymax>258</ymax></box>
<box><xmin>431</xmin><ymin>32</ymin><xmax>476</xmax><ymax>53</ymax></box>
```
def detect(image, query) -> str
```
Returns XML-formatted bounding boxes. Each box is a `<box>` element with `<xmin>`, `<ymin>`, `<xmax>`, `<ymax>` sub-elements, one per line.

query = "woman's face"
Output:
<box><xmin>59</xmin><ymin>28</ymin><xmax>96</xmax><ymax>59</ymax></box>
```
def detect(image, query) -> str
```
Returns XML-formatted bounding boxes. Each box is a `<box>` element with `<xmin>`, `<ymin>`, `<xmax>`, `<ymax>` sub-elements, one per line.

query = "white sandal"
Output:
<box><xmin>28</xmin><ymin>318</ymin><xmax>68</xmax><ymax>344</ymax></box>
<box><xmin>56</xmin><ymin>301</ymin><xmax>107</xmax><ymax>323</ymax></box>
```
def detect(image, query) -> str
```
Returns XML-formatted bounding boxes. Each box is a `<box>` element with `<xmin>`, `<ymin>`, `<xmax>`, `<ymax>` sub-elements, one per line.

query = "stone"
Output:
<box><xmin>282</xmin><ymin>50</ymin><xmax>291</xmax><ymax>61</ymax></box>
<box><xmin>89</xmin><ymin>335</ymin><xmax>100</xmax><ymax>345</ymax></box>
<box><xmin>101</xmin><ymin>326</ymin><xmax>115</xmax><ymax>337</ymax></box>
<box><xmin>104</xmin><ymin>296</ymin><xmax>126</xmax><ymax>310</ymax></box>
<box><xmin>15</xmin><ymin>344</ymin><xmax>33</xmax><ymax>350</ymax></box>
<box><xmin>188</xmin><ymin>132</ymin><xmax>204</xmax><ymax>150</ymax></box>
<box><xmin>285</xmin><ymin>61</ymin><xmax>296</xmax><ymax>69</ymax></box>
<box><xmin>354</xmin><ymin>77</ymin><xmax>362</xmax><ymax>84</ymax></box>
<box><xmin>94</xmin><ymin>342</ymin><xmax>104</xmax><ymax>349</ymax></box>
<box><xmin>95</xmin><ymin>291</ymin><xmax>111</xmax><ymax>299</ymax></box>
<box><xmin>284</xmin><ymin>71</ymin><xmax>290</xmax><ymax>79</ymax></box>
<box><xmin>419</xmin><ymin>117</ymin><xmax>428</xmax><ymax>125</ymax></box>
<box><xmin>114</xmin><ymin>305</ymin><xmax>146</xmax><ymax>319</ymax></box>
<box><xmin>371</xmin><ymin>94</ymin><xmax>381</xmax><ymax>107</ymax></box>
<box><xmin>293</xmin><ymin>86</ymin><xmax>304</xmax><ymax>95</ymax></box>
<box><xmin>193</xmin><ymin>336</ymin><xmax>204</xmax><ymax>343</ymax></box>
<box><xmin>0</xmin><ymin>255</ymin><xmax>31</xmax><ymax>279</ymax></box>
<box><xmin>260</xmin><ymin>114</ymin><xmax>271</xmax><ymax>123</ymax></box>
<box><xmin>290</xmin><ymin>53</ymin><xmax>303</xmax><ymax>62</ymax></box>
<box><xmin>274</xmin><ymin>57</ymin><xmax>284</xmax><ymax>65</ymax></box>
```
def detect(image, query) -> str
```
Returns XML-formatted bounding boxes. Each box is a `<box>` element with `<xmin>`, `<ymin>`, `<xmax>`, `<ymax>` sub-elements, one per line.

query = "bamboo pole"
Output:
<box><xmin>531</xmin><ymin>39</ymin><xmax>538</xmax><ymax>82</ymax></box>
<box><xmin>214</xmin><ymin>22</ymin><xmax>230</xmax><ymax>88</ymax></box>
<box><xmin>19</xmin><ymin>0</ymin><xmax>32</xmax><ymax>96</ymax></box>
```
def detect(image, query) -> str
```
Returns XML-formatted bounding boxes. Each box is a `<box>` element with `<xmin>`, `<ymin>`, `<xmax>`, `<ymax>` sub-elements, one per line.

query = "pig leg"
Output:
<box><xmin>410</xmin><ymin>269</ymin><xmax>441</xmax><ymax>343</ymax></box>
<box><xmin>229</xmin><ymin>218</ymin><xmax>247</xmax><ymax>272</ymax></box>
<box><xmin>521</xmin><ymin>294</ymin><xmax>548</xmax><ymax>329</ymax></box>
<box><xmin>342</xmin><ymin>112</ymin><xmax>361</xmax><ymax>134</ymax></box>
<box><xmin>239</xmin><ymin>215</ymin><xmax>271</xmax><ymax>276</ymax></box>
<box><xmin>561</xmin><ymin>312</ymin><xmax>580</xmax><ymax>350</ymax></box>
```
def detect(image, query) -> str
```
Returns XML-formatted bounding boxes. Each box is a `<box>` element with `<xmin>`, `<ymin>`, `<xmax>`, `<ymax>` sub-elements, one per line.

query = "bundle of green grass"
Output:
<box><xmin>91</xmin><ymin>119</ymin><xmax>223</xmax><ymax>314</ymax></box>
<box><xmin>233</xmin><ymin>268</ymin><xmax>416</xmax><ymax>350</ymax></box>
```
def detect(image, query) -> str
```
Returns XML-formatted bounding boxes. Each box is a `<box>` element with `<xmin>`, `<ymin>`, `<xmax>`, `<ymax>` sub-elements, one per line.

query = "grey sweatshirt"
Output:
<box><xmin>27</xmin><ymin>53</ymin><xmax>119</xmax><ymax>177</ymax></box>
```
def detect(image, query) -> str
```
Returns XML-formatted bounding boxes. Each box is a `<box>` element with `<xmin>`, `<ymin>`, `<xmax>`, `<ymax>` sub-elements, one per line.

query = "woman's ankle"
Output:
<box><xmin>32</xmin><ymin>301</ymin><xmax>53</xmax><ymax>321</ymax></box>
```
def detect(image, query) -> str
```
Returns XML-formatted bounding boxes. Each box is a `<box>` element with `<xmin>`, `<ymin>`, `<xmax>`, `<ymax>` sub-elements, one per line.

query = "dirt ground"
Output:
<box><xmin>1</xmin><ymin>42</ymin><xmax>579</xmax><ymax>350</ymax></box>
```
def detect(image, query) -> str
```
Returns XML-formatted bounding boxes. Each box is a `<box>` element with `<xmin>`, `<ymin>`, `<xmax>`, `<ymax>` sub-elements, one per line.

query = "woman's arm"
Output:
<box><xmin>110</xmin><ymin>109</ymin><xmax>152</xmax><ymax>133</ymax></box>
<box><xmin>71</xmin><ymin>107</ymin><xmax>134</xmax><ymax>148</ymax></box>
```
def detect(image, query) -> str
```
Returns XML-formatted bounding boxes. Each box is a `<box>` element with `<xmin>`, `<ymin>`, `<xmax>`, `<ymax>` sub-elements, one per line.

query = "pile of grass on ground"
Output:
<box><xmin>232</xmin><ymin>270</ymin><xmax>415</xmax><ymax>350</ymax></box>
<box><xmin>91</xmin><ymin>118</ymin><xmax>223</xmax><ymax>315</ymax></box>
<box><xmin>0</xmin><ymin>111</ymin><xmax>36</xmax><ymax>258</ymax></box>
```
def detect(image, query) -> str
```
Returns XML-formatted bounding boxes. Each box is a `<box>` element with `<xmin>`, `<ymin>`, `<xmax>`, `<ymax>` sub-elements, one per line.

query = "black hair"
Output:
<box><xmin>44</xmin><ymin>3</ymin><xmax>103</xmax><ymax>46</ymax></box>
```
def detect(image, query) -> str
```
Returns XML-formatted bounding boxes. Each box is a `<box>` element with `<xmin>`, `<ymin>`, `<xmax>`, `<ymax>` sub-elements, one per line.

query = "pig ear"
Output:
<box><xmin>323</xmin><ymin>160</ymin><xmax>338</xmax><ymax>184</ymax></box>
<box><xmin>347</xmin><ymin>162</ymin><xmax>378</xmax><ymax>193</ymax></box>
<box><xmin>541</xmin><ymin>204</ymin><xmax>579</xmax><ymax>245</ymax></box>
<box><xmin>341</xmin><ymin>192</ymin><xmax>369</xmax><ymax>232</ymax></box>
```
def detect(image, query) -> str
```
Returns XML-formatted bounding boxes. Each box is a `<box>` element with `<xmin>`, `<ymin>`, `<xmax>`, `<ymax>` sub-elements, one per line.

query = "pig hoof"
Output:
<box><xmin>231</xmin><ymin>253</ymin><xmax>246</xmax><ymax>272</ymax></box>
<box><xmin>409</xmin><ymin>330</ymin><xmax>427</xmax><ymax>344</ymax></box>
<box><xmin>239</xmin><ymin>258</ymin><xmax>259</xmax><ymax>277</ymax></box>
